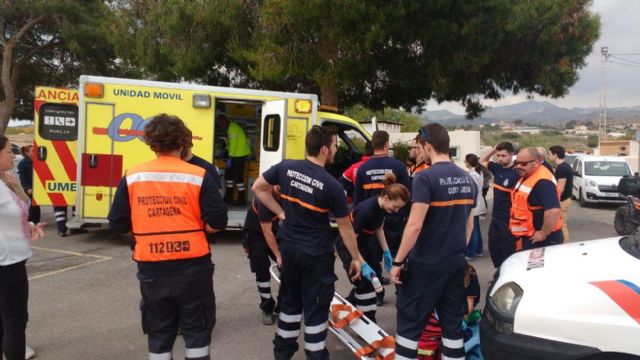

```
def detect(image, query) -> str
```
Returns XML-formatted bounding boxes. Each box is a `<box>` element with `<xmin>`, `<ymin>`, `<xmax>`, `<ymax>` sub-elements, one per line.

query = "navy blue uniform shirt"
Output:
<box><xmin>488</xmin><ymin>161</ymin><xmax>519</xmax><ymax>223</ymax></box>
<box><xmin>17</xmin><ymin>157</ymin><xmax>33</xmax><ymax>192</ymax></box>
<box><xmin>243</xmin><ymin>197</ymin><xmax>279</xmax><ymax>235</ymax></box>
<box><xmin>525</xmin><ymin>179</ymin><xmax>560</xmax><ymax>230</ymax></box>
<box><xmin>263</xmin><ymin>159</ymin><xmax>348</xmax><ymax>255</ymax></box>
<box><xmin>188</xmin><ymin>154</ymin><xmax>222</xmax><ymax>190</ymax></box>
<box><xmin>353</xmin><ymin>155</ymin><xmax>411</xmax><ymax>205</ymax></box>
<box><xmin>410</xmin><ymin>162</ymin><xmax>476</xmax><ymax>264</ymax></box>
<box><xmin>351</xmin><ymin>196</ymin><xmax>384</xmax><ymax>240</ymax></box>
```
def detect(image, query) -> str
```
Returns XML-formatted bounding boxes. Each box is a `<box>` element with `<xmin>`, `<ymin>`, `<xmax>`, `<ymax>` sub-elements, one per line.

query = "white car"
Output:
<box><xmin>572</xmin><ymin>156</ymin><xmax>633</xmax><ymax>207</ymax></box>
<box><xmin>11</xmin><ymin>143</ymin><xmax>23</xmax><ymax>173</ymax></box>
<box><xmin>481</xmin><ymin>235</ymin><xmax>640</xmax><ymax>359</ymax></box>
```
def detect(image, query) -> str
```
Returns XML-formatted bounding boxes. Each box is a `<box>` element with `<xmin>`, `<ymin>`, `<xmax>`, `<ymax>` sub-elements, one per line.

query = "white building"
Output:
<box><xmin>360</xmin><ymin>120</ymin><xmax>403</xmax><ymax>135</ymax></box>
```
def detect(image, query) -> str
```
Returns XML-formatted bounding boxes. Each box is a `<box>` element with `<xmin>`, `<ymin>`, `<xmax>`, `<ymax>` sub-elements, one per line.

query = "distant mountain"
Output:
<box><xmin>425</xmin><ymin>100</ymin><xmax>640</xmax><ymax>125</ymax></box>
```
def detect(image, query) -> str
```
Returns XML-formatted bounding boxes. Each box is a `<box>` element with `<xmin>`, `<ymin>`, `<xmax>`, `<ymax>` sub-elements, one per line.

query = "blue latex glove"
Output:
<box><xmin>383</xmin><ymin>249</ymin><xmax>393</xmax><ymax>272</ymax></box>
<box><xmin>361</xmin><ymin>262</ymin><xmax>376</xmax><ymax>281</ymax></box>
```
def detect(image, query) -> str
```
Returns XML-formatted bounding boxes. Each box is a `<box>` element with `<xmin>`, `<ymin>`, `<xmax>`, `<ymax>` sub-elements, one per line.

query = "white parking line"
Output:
<box><xmin>29</xmin><ymin>246</ymin><xmax>113</xmax><ymax>280</ymax></box>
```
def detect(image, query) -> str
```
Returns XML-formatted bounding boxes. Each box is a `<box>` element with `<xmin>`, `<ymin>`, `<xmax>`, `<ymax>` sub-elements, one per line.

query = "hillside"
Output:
<box><xmin>425</xmin><ymin>100</ymin><xmax>640</xmax><ymax>125</ymax></box>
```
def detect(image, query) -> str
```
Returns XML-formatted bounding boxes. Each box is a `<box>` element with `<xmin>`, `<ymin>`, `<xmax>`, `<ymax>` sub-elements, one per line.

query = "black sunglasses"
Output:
<box><xmin>514</xmin><ymin>159</ymin><xmax>538</xmax><ymax>167</ymax></box>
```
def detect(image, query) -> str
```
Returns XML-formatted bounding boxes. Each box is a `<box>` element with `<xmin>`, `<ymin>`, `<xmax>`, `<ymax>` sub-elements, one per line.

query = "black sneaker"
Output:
<box><xmin>262</xmin><ymin>310</ymin><xmax>275</xmax><ymax>325</ymax></box>
<box><xmin>58</xmin><ymin>231</ymin><xmax>67</xmax><ymax>237</ymax></box>
<box><xmin>381</xmin><ymin>276</ymin><xmax>391</xmax><ymax>286</ymax></box>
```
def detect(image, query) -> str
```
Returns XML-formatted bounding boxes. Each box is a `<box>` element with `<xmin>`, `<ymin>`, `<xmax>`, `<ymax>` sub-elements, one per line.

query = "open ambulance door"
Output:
<box><xmin>258</xmin><ymin>100</ymin><xmax>288</xmax><ymax>175</ymax></box>
<box><xmin>32</xmin><ymin>87</ymin><xmax>79</xmax><ymax>209</ymax></box>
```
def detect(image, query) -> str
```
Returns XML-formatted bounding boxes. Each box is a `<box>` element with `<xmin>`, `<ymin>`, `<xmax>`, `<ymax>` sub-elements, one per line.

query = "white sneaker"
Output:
<box><xmin>25</xmin><ymin>345</ymin><xmax>37</xmax><ymax>359</ymax></box>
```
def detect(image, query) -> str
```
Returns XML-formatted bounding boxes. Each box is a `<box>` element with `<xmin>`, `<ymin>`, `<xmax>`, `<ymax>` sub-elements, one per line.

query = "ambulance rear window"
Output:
<box><xmin>38</xmin><ymin>103</ymin><xmax>78</xmax><ymax>141</ymax></box>
<box><xmin>263</xmin><ymin>114</ymin><xmax>280</xmax><ymax>151</ymax></box>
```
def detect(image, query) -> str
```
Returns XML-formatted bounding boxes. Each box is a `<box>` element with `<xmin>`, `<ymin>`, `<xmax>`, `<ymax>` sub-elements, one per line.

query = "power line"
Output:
<box><xmin>608</xmin><ymin>60</ymin><xmax>640</xmax><ymax>68</ymax></box>
<box><xmin>609</xmin><ymin>55</ymin><xmax>640</xmax><ymax>66</ymax></box>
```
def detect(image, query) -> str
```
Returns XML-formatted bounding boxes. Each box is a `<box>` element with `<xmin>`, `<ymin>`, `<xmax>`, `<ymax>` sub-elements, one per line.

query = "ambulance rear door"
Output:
<box><xmin>77</xmin><ymin>76</ymin><xmax>215</xmax><ymax>224</ymax></box>
<box><xmin>32</xmin><ymin>87</ymin><xmax>79</xmax><ymax>208</ymax></box>
<box><xmin>259</xmin><ymin>100</ymin><xmax>287</xmax><ymax>176</ymax></box>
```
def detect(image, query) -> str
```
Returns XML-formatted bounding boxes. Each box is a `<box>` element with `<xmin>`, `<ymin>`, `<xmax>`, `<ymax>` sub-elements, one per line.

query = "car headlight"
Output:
<box><xmin>586</xmin><ymin>179</ymin><xmax>597</xmax><ymax>187</ymax></box>
<box><xmin>491</xmin><ymin>282</ymin><xmax>523</xmax><ymax>316</ymax></box>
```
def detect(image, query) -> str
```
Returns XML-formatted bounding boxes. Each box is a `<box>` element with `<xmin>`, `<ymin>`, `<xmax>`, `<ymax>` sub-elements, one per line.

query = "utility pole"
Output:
<box><xmin>599</xmin><ymin>46</ymin><xmax>608</xmax><ymax>143</ymax></box>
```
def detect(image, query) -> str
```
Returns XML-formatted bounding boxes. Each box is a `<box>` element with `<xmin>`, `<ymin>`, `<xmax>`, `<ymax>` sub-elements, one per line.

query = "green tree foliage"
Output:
<box><xmin>110</xmin><ymin>0</ymin><xmax>599</xmax><ymax>119</ymax></box>
<box><xmin>0</xmin><ymin>0</ymin><xmax>123</xmax><ymax>134</ymax></box>
<box><xmin>586</xmin><ymin>134</ymin><xmax>599</xmax><ymax>148</ymax></box>
<box><xmin>345</xmin><ymin>105</ymin><xmax>423</xmax><ymax>132</ymax></box>
<box><xmin>108</xmin><ymin>0</ymin><xmax>256</xmax><ymax>87</ymax></box>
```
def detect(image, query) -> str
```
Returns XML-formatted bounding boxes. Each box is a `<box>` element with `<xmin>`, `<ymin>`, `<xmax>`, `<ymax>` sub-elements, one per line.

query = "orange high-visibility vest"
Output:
<box><xmin>126</xmin><ymin>156</ymin><xmax>209</xmax><ymax>262</ymax></box>
<box><xmin>412</xmin><ymin>163</ymin><xmax>429</xmax><ymax>175</ymax></box>
<box><xmin>509</xmin><ymin>166</ymin><xmax>563</xmax><ymax>238</ymax></box>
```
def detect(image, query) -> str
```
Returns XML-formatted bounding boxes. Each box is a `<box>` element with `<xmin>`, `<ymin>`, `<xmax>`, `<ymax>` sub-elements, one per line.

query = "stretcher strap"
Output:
<box><xmin>330</xmin><ymin>304</ymin><xmax>363</xmax><ymax>329</ymax></box>
<box><xmin>353</xmin><ymin>335</ymin><xmax>395</xmax><ymax>360</ymax></box>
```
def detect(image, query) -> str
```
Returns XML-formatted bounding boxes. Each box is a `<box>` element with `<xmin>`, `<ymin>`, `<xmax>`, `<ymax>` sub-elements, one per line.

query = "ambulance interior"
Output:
<box><xmin>211</xmin><ymin>100</ymin><xmax>369</xmax><ymax>217</ymax></box>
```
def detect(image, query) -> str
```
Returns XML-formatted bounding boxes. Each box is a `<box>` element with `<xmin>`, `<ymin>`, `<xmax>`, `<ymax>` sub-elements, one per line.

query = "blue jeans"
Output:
<box><xmin>466</xmin><ymin>216</ymin><xmax>484</xmax><ymax>257</ymax></box>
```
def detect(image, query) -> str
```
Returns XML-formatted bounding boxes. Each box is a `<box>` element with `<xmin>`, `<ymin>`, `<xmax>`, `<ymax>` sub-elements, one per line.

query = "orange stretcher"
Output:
<box><xmin>270</xmin><ymin>265</ymin><xmax>395</xmax><ymax>359</ymax></box>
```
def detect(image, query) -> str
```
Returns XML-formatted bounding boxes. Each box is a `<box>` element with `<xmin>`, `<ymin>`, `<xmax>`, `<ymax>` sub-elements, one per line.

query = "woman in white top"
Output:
<box><xmin>0</xmin><ymin>135</ymin><xmax>44</xmax><ymax>360</ymax></box>
<box><xmin>464</xmin><ymin>153</ymin><xmax>487</xmax><ymax>260</ymax></box>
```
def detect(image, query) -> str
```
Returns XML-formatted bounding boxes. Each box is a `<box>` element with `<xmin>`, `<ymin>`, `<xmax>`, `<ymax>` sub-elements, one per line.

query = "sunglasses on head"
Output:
<box><xmin>418</xmin><ymin>127</ymin><xmax>429</xmax><ymax>143</ymax></box>
<box><xmin>514</xmin><ymin>159</ymin><xmax>537</xmax><ymax>166</ymax></box>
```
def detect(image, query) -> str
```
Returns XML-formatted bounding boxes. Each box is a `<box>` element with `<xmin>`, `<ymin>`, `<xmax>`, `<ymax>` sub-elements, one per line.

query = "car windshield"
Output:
<box><xmin>584</xmin><ymin>161</ymin><xmax>630</xmax><ymax>176</ymax></box>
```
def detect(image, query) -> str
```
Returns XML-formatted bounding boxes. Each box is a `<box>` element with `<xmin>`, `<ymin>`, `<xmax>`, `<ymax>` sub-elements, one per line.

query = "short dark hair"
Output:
<box><xmin>549</xmin><ymin>145</ymin><xmax>566</xmax><ymax>159</ymax></box>
<box><xmin>495</xmin><ymin>142</ymin><xmax>514</xmax><ymax>154</ymax></box>
<box><xmin>371</xmin><ymin>130</ymin><xmax>389</xmax><ymax>151</ymax></box>
<box><xmin>21</xmin><ymin>145</ymin><xmax>33</xmax><ymax>156</ymax></box>
<box><xmin>417</xmin><ymin>123</ymin><xmax>449</xmax><ymax>154</ymax></box>
<box><xmin>143</xmin><ymin>114</ymin><xmax>192</xmax><ymax>153</ymax></box>
<box><xmin>306</xmin><ymin>125</ymin><xmax>337</xmax><ymax>157</ymax></box>
<box><xmin>364</xmin><ymin>141</ymin><xmax>373</xmax><ymax>156</ymax></box>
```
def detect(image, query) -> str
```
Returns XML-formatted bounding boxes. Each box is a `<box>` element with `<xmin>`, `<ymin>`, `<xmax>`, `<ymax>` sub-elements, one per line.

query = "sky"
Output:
<box><xmin>427</xmin><ymin>0</ymin><xmax>640</xmax><ymax>114</ymax></box>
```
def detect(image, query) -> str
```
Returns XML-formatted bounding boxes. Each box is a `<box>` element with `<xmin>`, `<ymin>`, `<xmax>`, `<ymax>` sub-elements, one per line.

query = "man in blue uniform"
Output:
<box><xmin>479</xmin><ymin>142</ymin><xmax>519</xmax><ymax>268</ymax></box>
<box><xmin>354</xmin><ymin>130</ymin><xmax>411</xmax><ymax>304</ymax></box>
<box><xmin>391</xmin><ymin>123</ymin><xmax>476</xmax><ymax>360</ymax></box>
<box><xmin>253</xmin><ymin>125</ymin><xmax>363</xmax><ymax>360</ymax></box>
<box><xmin>242</xmin><ymin>186</ymin><xmax>282</xmax><ymax>325</ymax></box>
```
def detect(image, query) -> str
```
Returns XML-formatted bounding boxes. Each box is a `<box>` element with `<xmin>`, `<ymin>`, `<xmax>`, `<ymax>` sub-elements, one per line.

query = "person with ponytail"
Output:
<box><xmin>0</xmin><ymin>135</ymin><xmax>45</xmax><ymax>360</ymax></box>
<box><xmin>335</xmin><ymin>172</ymin><xmax>410</xmax><ymax>322</ymax></box>
<box><xmin>464</xmin><ymin>154</ymin><xmax>487</xmax><ymax>260</ymax></box>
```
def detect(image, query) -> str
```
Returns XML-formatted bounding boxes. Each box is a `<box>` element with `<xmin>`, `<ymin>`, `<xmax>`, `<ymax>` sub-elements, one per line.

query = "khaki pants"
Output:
<box><xmin>560</xmin><ymin>198</ymin><xmax>571</xmax><ymax>243</ymax></box>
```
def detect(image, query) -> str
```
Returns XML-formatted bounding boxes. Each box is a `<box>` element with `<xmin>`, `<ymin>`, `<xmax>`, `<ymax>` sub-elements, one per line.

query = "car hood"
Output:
<box><xmin>583</xmin><ymin>175</ymin><xmax>624</xmax><ymax>187</ymax></box>
<box><xmin>494</xmin><ymin>237</ymin><xmax>636</xmax><ymax>287</ymax></box>
<box><xmin>491</xmin><ymin>237</ymin><xmax>640</xmax><ymax>353</ymax></box>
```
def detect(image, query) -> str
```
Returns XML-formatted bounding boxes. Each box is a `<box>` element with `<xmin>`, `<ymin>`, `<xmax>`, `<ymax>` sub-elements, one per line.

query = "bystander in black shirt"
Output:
<box><xmin>554</xmin><ymin>162</ymin><xmax>574</xmax><ymax>201</ymax></box>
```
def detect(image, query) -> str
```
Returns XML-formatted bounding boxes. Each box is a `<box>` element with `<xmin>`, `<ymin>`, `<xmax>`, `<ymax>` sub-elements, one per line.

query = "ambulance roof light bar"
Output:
<box><xmin>84</xmin><ymin>83</ymin><xmax>104</xmax><ymax>98</ymax></box>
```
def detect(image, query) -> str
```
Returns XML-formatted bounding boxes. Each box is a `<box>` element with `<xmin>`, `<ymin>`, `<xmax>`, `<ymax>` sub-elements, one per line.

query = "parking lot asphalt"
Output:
<box><xmin>23</xmin><ymin>199</ymin><xmax>621</xmax><ymax>359</ymax></box>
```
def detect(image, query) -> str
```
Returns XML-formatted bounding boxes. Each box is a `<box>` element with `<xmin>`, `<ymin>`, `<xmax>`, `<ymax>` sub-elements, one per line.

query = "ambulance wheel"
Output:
<box><xmin>614</xmin><ymin>206</ymin><xmax>637</xmax><ymax>235</ymax></box>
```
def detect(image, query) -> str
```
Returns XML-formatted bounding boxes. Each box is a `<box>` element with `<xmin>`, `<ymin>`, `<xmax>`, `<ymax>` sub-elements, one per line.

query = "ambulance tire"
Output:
<box><xmin>614</xmin><ymin>206</ymin><xmax>637</xmax><ymax>235</ymax></box>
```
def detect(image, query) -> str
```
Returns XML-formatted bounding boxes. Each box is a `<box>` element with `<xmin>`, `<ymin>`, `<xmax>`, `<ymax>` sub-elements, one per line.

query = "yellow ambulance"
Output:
<box><xmin>72</xmin><ymin>75</ymin><xmax>371</xmax><ymax>228</ymax></box>
<box><xmin>32</xmin><ymin>86</ymin><xmax>80</xmax><ymax>209</ymax></box>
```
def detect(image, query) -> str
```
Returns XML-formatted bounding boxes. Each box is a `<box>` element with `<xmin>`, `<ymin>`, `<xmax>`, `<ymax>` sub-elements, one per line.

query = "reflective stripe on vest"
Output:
<box><xmin>493</xmin><ymin>184</ymin><xmax>513</xmax><ymax>193</ymax></box>
<box><xmin>509</xmin><ymin>166</ymin><xmax>563</xmax><ymax>238</ymax></box>
<box><xmin>127</xmin><ymin>156</ymin><xmax>209</xmax><ymax>262</ymax></box>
